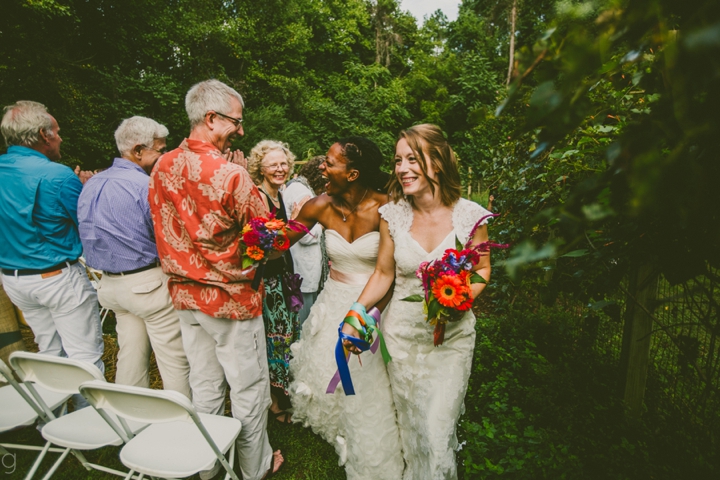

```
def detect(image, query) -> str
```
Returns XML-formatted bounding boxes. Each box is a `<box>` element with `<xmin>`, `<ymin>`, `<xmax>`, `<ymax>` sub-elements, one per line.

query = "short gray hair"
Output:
<box><xmin>114</xmin><ymin>116</ymin><xmax>169</xmax><ymax>156</ymax></box>
<box><xmin>185</xmin><ymin>79</ymin><xmax>244</xmax><ymax>128</ymax></box>
<box><xmin>1</xmin><ymin>101</ymin><xmax>53</xmax><ymax>147</ymax></box>
<box><xmin>247</xmin><ymin>140</ymin><xmax>296</xmax><ymax>185</ymax></box>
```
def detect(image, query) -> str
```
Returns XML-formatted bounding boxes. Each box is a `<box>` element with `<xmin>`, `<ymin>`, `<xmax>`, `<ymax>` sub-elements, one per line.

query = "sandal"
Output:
<box><xmin>270</xmin><ymin>409</ymin><xmax>292</xmax><ymax>424</ymax></box>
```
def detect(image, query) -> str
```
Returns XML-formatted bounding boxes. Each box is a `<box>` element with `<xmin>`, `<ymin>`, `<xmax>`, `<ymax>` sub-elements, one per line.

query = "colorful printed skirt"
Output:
<box><xmin>263</xmin><ymin>274</ymin><xmax>300</xmax><ymax>395</ymax></box>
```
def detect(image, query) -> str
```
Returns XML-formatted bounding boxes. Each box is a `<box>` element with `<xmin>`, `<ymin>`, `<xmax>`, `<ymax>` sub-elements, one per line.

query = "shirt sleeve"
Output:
<box><xmin>231</xmin><ymin>167</ymin><xmax>268</xmax><ymax>226</ymax></box>
<box><xmin>140</xmin><ymin>182</ymin><xmax>155</xmax><ymax>246</ymax></box>
<box><xmin>59</xmin><ymin>172</ymin><xmax>84</xmax><ymax>226</ymax></box>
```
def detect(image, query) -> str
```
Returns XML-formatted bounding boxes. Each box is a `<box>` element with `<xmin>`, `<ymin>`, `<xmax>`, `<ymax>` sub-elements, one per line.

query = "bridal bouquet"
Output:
<box><xmin>402</xmin><ymin>214</ymin><xmax>508</xmax><ymax>346</ymax></box>
<box><xmin>240</xmin><ymin>214</ymin><xmax>309</xmax><ymax>290</ymax></box>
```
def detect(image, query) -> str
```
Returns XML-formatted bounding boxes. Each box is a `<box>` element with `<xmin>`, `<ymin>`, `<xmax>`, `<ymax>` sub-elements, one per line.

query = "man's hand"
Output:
<box><xmin>74</xmin><ymin>165</ymin><xmax>97</xmax><ymax>185</ymax></box>
<box><xmin>224</xmin><ymin>149</ymin><xmax>246</xmax><ymax>169</ymax></box>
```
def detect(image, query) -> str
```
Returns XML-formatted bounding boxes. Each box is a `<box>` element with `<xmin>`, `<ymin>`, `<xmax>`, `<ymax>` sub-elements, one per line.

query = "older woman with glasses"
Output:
<box><xmin>247</xmin><ymin>140</ymin><xmax>300</xmax><ymax>424</ymax></box>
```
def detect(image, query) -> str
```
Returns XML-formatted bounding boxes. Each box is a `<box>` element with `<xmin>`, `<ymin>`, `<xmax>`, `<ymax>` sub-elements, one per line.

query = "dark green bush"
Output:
<box><xmin>459</xmin><ymin>304</ymin><xmax>718</xmax><ymax>479</ymax></box>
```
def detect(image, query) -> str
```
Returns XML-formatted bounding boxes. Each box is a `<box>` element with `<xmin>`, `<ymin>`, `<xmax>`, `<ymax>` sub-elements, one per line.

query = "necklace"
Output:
<box><xmin>340</xmin><ymin>188</ymin><xmax>369</xmax><ymax>222</ymax></box>
<box><xmin>260</xmin><ymin>184</ymin><xmax>279</xmax><ymax>204</ymax></box>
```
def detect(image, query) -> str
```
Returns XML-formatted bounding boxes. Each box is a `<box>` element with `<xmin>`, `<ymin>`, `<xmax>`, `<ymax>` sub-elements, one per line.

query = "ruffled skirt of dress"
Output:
<box><xmin>289</xmin><ymin>277</ymin><xmax>403</xmax><ymax>480</ymax></box>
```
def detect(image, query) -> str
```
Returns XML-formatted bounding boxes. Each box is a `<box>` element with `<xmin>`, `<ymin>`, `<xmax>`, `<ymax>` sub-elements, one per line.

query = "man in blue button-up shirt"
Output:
<box><xmin>78</xmin><ymin>116</ymin><xmax>190</xmax><ymax>397</ymax></box>
<box><xmin>0</xmin><ymin>101</ymin><xmax>104</xmax><ymax>374</ymax></box>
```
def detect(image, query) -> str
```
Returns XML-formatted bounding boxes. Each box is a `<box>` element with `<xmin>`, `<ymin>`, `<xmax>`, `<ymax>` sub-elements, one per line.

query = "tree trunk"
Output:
<box><xmin>620</xmin><ymin>263</ymin><xmax>658</xmax><ymax>419</ymax></box>
<box><xmin>506</xmin><ymin>0</ymin><xmax>517</xmax><ymax>85</ymax></box>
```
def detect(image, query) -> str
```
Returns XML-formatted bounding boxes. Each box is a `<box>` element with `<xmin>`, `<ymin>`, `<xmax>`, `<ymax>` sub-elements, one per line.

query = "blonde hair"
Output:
<box><xmin>246</xmin><ymin>140</ymin><xmax>296</xmax><ymax>185</ymax></box>
<box><xmin>387</xmin><ymin>124</ymin><xmax>462</xmax><ymax>206</ymax></box>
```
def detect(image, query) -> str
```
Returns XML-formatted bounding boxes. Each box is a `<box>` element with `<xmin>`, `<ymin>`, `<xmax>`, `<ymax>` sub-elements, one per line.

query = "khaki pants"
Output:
<box><xmin>177</xmin><ymin>310</ymin><xmax>273</xmax><ymax>480</ymax></box>
<box><xmin>98</xmin><ymin>267</ymin><xmax>190</xmax><ymax>398</ymax></box>
<box><xmin>2</xmin><ymin>263</ymin><xmax>104</xmax><ymax>372</ymax></box>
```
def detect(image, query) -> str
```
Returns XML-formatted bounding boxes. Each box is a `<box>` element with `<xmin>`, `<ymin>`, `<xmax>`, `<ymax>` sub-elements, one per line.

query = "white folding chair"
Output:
<box><xmin>79</xmin><ymin>380</ymin><xmax>243</xmax><ymax>480</ymax></box>
<box><xmin>0</xmin><ymin>358</ymin><xmax>70</xmax><ymax>479</ymax></box>
<box><xmin>9</xmin><ymin>352</ymin><xmax>146</xmax><ymax>480</ymax></box>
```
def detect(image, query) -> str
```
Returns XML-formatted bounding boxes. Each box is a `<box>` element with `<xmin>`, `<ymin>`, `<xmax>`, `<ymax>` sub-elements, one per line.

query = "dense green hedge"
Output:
<box><xmin>459</xmin><ymin>303</ymin><xmax>719</xmax><ymax>478</ymax></box>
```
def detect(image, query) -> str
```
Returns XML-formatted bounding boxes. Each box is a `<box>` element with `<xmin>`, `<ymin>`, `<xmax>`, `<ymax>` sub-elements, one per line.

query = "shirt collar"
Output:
<box><xmin>7</xmin><ymin>145</ymin><xmax>50</xmax><ymax>161</ymax></box>
<box><xmin>181</xmin><ymin>138</ymin><xmax>223</xmax><ymax>156</ymax></box>
<box><xmin>113</xmin><ymin>157</ymin><xmax>148</xmax><ymax>175</ymax></box>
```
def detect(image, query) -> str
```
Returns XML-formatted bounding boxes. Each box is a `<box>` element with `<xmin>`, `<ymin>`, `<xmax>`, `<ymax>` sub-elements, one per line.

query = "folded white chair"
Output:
<box><xmin>9</xmin><ymin>352</ymin><xmax>146</xmax><ymax>480</ymax></box>
<box><xmin>79</xmin><ymin>380</ymin><xmax>243</xmax><ymax>480</ymax></box>
<box><xmin>0</xmin><ymin>358</ymin><xmax>70</xmax><ymax>479</ymax></box>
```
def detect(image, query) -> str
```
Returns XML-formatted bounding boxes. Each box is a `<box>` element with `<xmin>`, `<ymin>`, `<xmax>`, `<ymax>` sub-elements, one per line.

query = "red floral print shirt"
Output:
<box><xmin>149</xmin><ymin>138</ymin><xmax>268</xmax><ymax>319</ymax></box>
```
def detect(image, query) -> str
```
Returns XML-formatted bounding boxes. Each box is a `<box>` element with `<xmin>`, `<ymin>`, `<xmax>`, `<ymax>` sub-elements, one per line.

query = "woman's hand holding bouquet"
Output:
<box><xmin>402</xmin><ymin>214</ymin><xmax>508</xmax><ymax>346</ymax></box>
<box><xmin>240</xmin><ymin>214</ymin><xmax>309</xmax><ymax>290</ymax></box>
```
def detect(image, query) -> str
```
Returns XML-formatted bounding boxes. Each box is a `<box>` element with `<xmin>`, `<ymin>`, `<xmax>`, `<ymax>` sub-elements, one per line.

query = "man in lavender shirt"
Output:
<box><xmin>78</xmin><ymin>116</ymin><xmax>190</xmax><ymax>397</ymax></box>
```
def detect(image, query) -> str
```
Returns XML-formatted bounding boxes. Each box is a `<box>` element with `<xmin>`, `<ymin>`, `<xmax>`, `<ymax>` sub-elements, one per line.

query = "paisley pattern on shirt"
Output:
<box><xmin>149</xmin><ymin>138</ymin><xmax>268</xmax><ymax>320</ymax></box>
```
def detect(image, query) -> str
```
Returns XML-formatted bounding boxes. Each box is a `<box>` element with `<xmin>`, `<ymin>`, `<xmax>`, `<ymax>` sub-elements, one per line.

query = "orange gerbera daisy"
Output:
<box><xmin>265</xmin><ymin>218</ymin><xmax>285</xmax><ymax>231</ymax></box>
<box><xmin>432</xmin><ymin>273</ymin><xmax>471</xmax><ymax>308</ymax></box>
<box><xmin>246</xmin><ymin>245</ymin><xmax>265</xmax><ymax>261</ymax></box>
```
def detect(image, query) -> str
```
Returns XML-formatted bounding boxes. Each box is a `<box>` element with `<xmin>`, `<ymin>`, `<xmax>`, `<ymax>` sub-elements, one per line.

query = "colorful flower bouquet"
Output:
<box><xmin>240</xmin><ymin>214</ymin><xmax>309</xmax><ymax>290</ymax></box>
<box><xmin>402</xmin><ymin>214</ymin><xmax>508</xmax><ymax>346</ymax></box>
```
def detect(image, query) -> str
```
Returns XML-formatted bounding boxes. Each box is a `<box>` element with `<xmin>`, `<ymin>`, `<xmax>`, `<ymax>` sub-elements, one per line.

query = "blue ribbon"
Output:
<box><xmin>327</xmin><ymin>304</ymin><xmax>389</xmax><ymax>395</ymax></box>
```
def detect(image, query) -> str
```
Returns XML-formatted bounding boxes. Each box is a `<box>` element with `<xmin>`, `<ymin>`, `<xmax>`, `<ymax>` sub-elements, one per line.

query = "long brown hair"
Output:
<box><xmin>387</xmin><ymin>124</ymin><xmax>462</xmax><ymax>206</ymax></box>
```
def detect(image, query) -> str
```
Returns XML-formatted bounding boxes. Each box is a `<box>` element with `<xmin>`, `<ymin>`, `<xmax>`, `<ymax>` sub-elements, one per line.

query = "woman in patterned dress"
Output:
<box><xmin>247</xmin><ymin>140</ymin><xmax>299</xmax><ymax>423</ymax></box>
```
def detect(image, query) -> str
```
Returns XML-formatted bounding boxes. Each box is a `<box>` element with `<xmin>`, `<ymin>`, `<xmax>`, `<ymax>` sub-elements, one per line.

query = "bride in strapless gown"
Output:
<box><xmin>289</xmin><ymin>230</ymin><xmax>402</xmax><ymax>479</ymax></box>
<box><xmin>286</xmin><ymin>137</ymin><xmax>403</xmax><ymax>480</ymax></box>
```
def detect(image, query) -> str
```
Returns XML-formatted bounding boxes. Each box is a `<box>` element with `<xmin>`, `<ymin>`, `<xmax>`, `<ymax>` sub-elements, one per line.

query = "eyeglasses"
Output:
<box><xmin>142</xmin><ymin>145</ymin><xmax>167</xmax><ymax>154</ymax></box>
<box><xmin>262</xmin><ymin>162</ymin><xmax>290</xmax><ymax>171</ymax></box>
<box><xmin>213</xmin><ymin>111</ymin><xmax>244</xmax><ymax>128</ymax></box>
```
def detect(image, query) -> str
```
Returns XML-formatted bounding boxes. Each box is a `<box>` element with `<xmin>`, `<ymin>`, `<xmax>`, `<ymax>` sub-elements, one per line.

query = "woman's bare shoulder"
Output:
<box><xmin>370</xmin><ymin>191</ymin><xmax>391</xmax><ymax>207</ymax></box>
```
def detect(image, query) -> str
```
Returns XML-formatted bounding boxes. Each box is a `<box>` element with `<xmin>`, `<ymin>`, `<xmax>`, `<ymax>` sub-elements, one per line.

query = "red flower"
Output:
<box><xmin>441</xmin><ymin>249</ymin><xmax>461</xmax><ymax>263</ymax></box>
<box><xmin>273</xmin><ymin>232</ymin><xmax>290</xmax><ymax>251</ymax></box>
<box><xmin>455</xmin><ymin>296</ymin><xmax>474</xmax><ymax>311</ymax></box>
<box><xmin>243</xmin><ymin>230</ymin><xmax>261</xmax><ymax>246</ymax></box>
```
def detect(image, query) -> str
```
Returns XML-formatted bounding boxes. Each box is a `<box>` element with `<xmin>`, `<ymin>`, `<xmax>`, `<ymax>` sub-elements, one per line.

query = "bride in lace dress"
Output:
<box><xmin>287</xmin><ymin>137</ymin><xmax>403</xmax><ymax>480</ymax></box>
<box><xmin>348</xmin><ymin>124</ymin><xmax>494</xmax><ymax>480</ymax></box>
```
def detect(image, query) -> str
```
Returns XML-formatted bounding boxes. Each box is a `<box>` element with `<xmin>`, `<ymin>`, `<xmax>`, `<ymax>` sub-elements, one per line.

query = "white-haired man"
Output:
<box><xmin>77</xmin><ymin>116</ymin><xmax>190</xmax><ymax>398</ymax></box>
<box><xmin>0</xmin><ymin>101</ymin><xmax>104</xmax><ymax>375</ymax></box>
<box><xmin>149</xmin><ymin>80</ymin><xmax>283</xmax><ymax>480</ymax></box>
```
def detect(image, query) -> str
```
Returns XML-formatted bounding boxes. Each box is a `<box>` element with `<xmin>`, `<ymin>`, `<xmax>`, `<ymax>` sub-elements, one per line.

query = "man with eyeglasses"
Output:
<box><xmin>148</xmin><ymin>79</ymin><xmax>283</xmax><ymax>480</ymax></box>
<box><xmin>0</xmin><ymin>101</ymin><xmax>105</xmax><ymax>379</ymax></box>
<box><xmin>77</xmin><ymin>116</ymin><xmax>191</xmax><ymax>399</ymax></box>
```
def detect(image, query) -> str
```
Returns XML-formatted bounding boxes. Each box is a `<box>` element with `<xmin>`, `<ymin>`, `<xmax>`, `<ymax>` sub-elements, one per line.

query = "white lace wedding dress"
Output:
<box><xmin>289</xmin><ymin>230</ymin><xmax>403</xmax><ymax>480</ymax></box>
<box><xmin>379</xmin><ymin>198</ymin><xmax>491</xmax><ymax>480</ymax></box>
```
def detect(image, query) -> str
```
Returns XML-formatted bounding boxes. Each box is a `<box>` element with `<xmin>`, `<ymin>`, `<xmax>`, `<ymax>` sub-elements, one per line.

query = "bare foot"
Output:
<box><xmin>262</xmin><ymin>450</ymin><xmax>283</xmax><ymax>479</ymax></box>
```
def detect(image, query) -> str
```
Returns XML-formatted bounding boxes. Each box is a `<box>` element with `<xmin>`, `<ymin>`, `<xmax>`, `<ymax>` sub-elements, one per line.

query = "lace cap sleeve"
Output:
<box><xmin>453</xmin><ymin>198</ymin><xmax>493</xmax><ymax>244</ymax></box>
<box><xmin>379</xmin><ymin>199</ymin><xmax>412</xmax><ymax>241</ymax></box>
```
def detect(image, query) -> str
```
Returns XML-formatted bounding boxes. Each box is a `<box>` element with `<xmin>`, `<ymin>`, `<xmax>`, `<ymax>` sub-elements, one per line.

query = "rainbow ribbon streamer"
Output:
<box><xmin>326</xmin><ymin>303</ymin><xmax>391</xmax><ymax>395</ymax></box>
